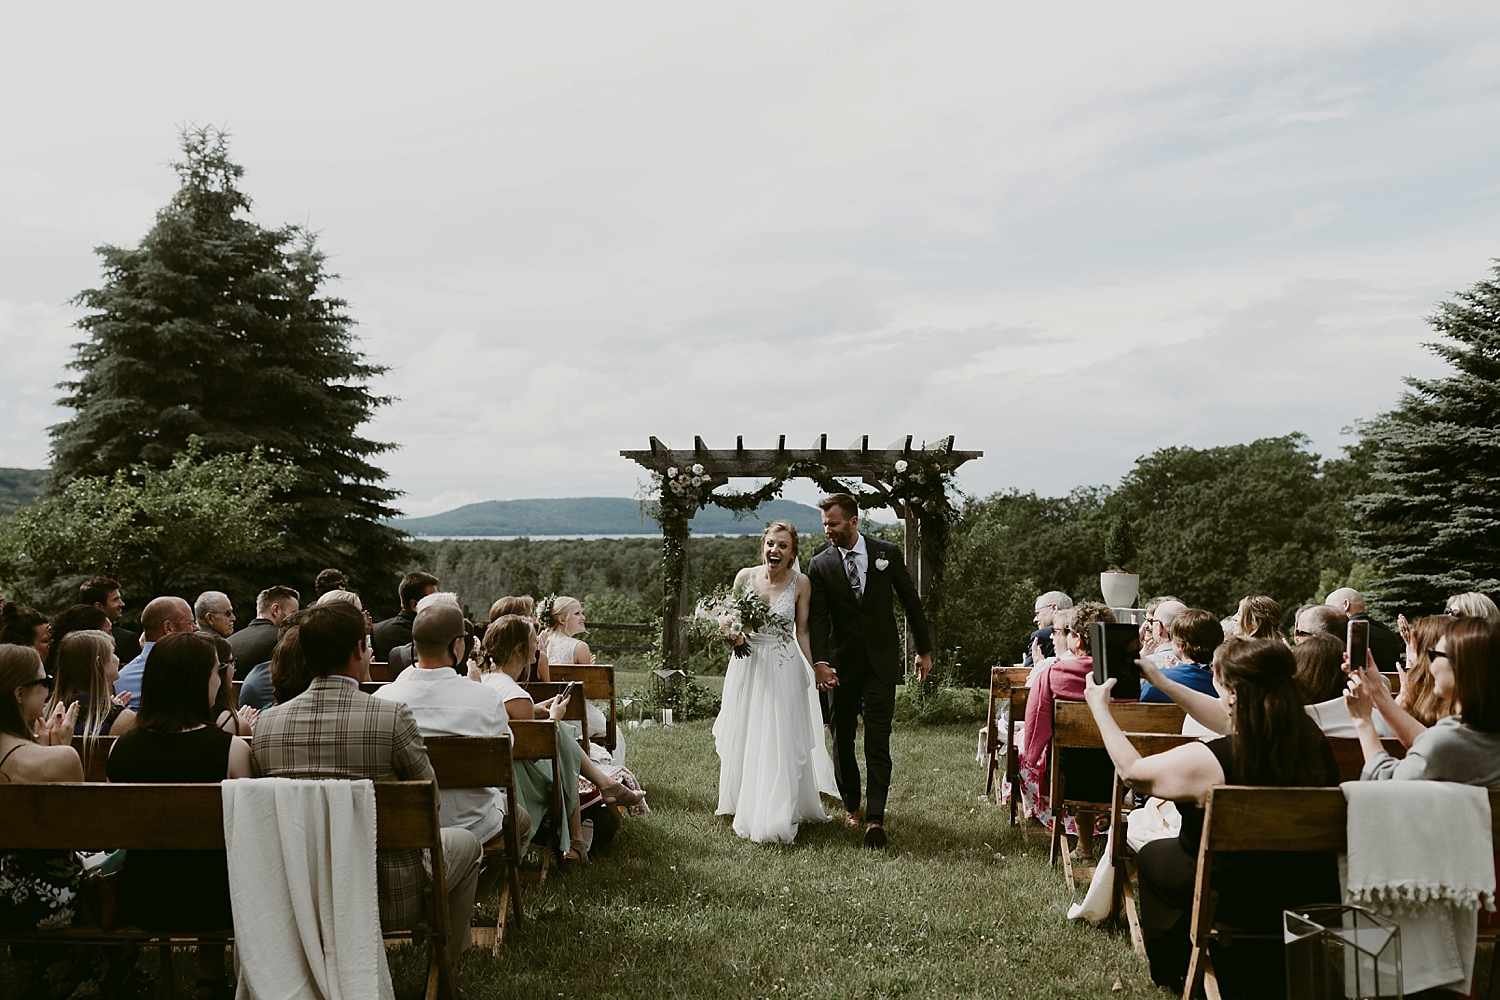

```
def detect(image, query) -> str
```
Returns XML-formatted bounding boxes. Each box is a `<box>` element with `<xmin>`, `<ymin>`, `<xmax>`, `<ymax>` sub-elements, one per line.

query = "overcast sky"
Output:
<box><xmin>3</xmin><ymin>2</ymin><xmax>1497</xmax><ymax>516</ymax></box>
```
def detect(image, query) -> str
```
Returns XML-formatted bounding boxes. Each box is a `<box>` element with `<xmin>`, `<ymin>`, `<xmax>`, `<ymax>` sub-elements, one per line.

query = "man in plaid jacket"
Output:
<box><xmin>251</xmin><ymin>601</ymin><xmax>482</xmax><ymax>956</ymax></box>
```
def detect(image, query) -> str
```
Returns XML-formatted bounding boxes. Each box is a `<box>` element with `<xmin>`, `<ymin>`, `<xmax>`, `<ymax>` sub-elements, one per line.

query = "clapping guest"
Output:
<box><xmin>1445</xmin><ymin>591</ymin><xmax>1500</xmax><ymax>624</ymax></box>
<box><xmin>0</xmin><ymin>605</ymin><xmax>51</xmax><ymax>664</ymax></box>
<box><xmin>1348</xmin><ymin>617</ymin><xmax>1500</xmax><ymax>786</ymax></box>
<box><xmin>1233</xmin><ymin>595</ymin><xmax>1284</xmax><ymax>642</ymax></box>
<box><xmin>0</xmin><ymin>645</ymin><xmax>135</xmax><ymax>998</ymax></box>
<box><xmin>1017</xmin><ymin>602</ymin><xmax>1116</xmax><ymax>858</ymax></box>
<box><xmin>107</xmin><ymin>631</ymin><xmax>249</xmax><ymax>999</ymax></box>
<box><xmin>1086</xmin><ymin>638</ymin><xmax>1340</xmax><ymax>993</ymax></box>
<box><xmin>1394</xmin><ymin>615</ymin><xmax>1454</xmax><ymax>726</ymax></box>
<box><xmin>43</xmin><ymin>604</ymin><xmax>112</xmax><ymax>676</ymax></box>
<box><xmin>1025</xmin><ymin>591</ymin><xmax>1073</xmax><ymax>669</ymax></box>
<box><xmin>204</xmin><ymin>635</ymin><xmax>255</xmax><ymax>735</ymax></box>
<box><xmin>1140</xmin><ymin>597</ymin><xmax>1186</xmax><ymax>666</ymax></box>
<box><xmin>47</xmin><ymin>629</ymin><xmax>135</xmax><ymax>742</ymax></box>
<box><xmin>1138</xmin><ymin>609</ymin><xmax>1222</xmax><ymax>702</ymax></box>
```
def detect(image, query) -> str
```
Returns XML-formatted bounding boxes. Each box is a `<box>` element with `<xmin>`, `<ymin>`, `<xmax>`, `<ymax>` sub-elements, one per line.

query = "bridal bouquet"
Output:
<box><xmin>688</xmin><ymin>583</ymin><xmax>794</xmax><ymax>658</ymax></box>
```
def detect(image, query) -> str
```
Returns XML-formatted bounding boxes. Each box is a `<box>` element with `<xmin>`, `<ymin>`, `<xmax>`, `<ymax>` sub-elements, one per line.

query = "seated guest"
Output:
<box><xmin>1024</xmin><ymin>591</ymin><xmax>1073</xmax><ymax>669</ymax></box>
<box><xmin>80</xmin><ymin>575</ymin><xmax>140</xmax><ymax>663</ymax></box>
<box><xmin>106</xmin><ymin>631</ymin><xmax>250</xmax><ymax>998</ymax></box>
<box><xmin>1294</xmin><ymin>603</ymin><xmax>1348</xmax><ymax>644</ymax></box>
<box><xmin>237</xmin><ymin>611</ymin><xmax>306</xmax><ymax>709</ymax></box>
<box><xmin>251</xmin><ymin>601</ymin><xmax>482</xmax><ymax>957</ymax></box>
<box><xmin>1017</xmin><ymin>602</ymin><xmax>1116</xmax><ymax>858</ymax></box>
<box><xmin>314</xmin><ymin>567</ymin><xmax>348</xmax><ymax>599</ymax></box>
<box><xmin>1142</xmin><ymin>597</ymin><xmax>1186</xmax><ymax>667</ymax></box>
<box><xmin>47</xmin><ymin>629</ymin><xmax>136</xmax><ymax>742</ymax></box>
<box><xmin>1325</xmin><ymin>588</ymin><xmax>1401</xmax><ymax>671</ymax></box>
<box><xmin>1086</xmin><ymin>638</ymin><xmax>1340</xmax><ymax>994</ymax></box>
<box><xmin>1349</xmin><ymin>617</ymin><xmax>1500</xmax><ymax>787</ymax></box>
<box><xmin>0</xmin><ymin>645</ymin><xmax>136</xmax><ymax>997</ymax></box>
<box><xmin>1140</xmin><ymin>609</ymin><xmax>1221</xmax><ymax>702</ymax></box>
<box><xmin>488</xmin><ymin>596</ymin><xmax>550</xmax><ymax>681</ymax></box>
<box><xmin>1395</xmin><ymin>615</ymin><xmax>1454</xmax><ymax>726</ymax></box>
<box><xmin>480</xmin><ymin>615</ymin><xmax>644</xmax><ymax>863</ymax></box>
<box><xmin>539</xmin><ymin>594</ymin><xmax>596</xmax><ymax>666</ymax></box>
<box><xmin>1446</xmin><ymin>591</ymin><xmax>1500</xmax><ymax>625</ymax></box>
<box><xmin>313</xmin><ymin>590</ymin><xmax>375</xmax><ymax>676</ymax></box>
<box><xmin>205</xmin><ymin>635</ymin><xmax>255</xmax><ymax>735</ymax></box>
<box><xmin>1292</xmin><ymin>632</ymin><xmax>1348</xmax><ymax>705</ymax></box>
<box><xmin>0</xmin><ymin>604</ymin><xmax>51</xmax><ymax>665</ymax></box>
<box><xmin>43</xmin><ymin>604</ymin><xmax>112</xmax><ymax>676</ymax></box>
<box><xmin>117</xmin><ymin>596</ymin><xmax>199</xmax><ymax>703</ymax></box>
<box><xmin>375</xmin><ymin>604</ymin><xmax>530</xmax><ymax>896</ymax></box>
<box><xmin>385</xmin><ymin>590</ymin><xmax>458</xmax><ymax>680</ymax></box>
<box><xmin>372</xmin><ymin>571</ymin><xmax>439</xmax><ymax>660</ymax></box>
<box><xmin>227</xmin><ymin>585</ymin><xmax>299</xmax><ymax>672</ymax></box>
<box><xmin>194</xmin><ymin>591</ymin><xmax>237</xmax><ymax>638</ymax></box>
<box><xmin>1233</xmin><ymin>595</ymin><xmax>1284</xmax><ymax>642</ymax></box>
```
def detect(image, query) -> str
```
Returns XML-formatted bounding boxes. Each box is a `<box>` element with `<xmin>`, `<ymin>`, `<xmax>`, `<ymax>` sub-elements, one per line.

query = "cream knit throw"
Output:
<box><xmin>1343</xmin><ymin>779</ymin><xmax>1494</xmax><ymax>915</ymax></box>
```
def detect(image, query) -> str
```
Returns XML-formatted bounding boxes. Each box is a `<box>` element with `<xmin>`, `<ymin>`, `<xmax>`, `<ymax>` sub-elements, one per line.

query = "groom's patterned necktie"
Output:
<box><xmin>844</xmin><ymin>549</ymin><xmax>862</xmax><ymax>600</ymax></box>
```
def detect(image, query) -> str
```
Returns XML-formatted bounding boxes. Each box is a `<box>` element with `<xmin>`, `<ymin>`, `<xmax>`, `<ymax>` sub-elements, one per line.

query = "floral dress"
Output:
<box><xmin>0</xmin><ymin>851</ymin><xmax>138</xmax><ymax>998</ymax></box>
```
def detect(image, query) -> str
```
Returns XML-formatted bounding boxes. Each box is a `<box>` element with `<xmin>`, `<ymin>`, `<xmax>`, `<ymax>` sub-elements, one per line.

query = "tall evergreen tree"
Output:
<box><xmin>50</xmin><ymin>126</ymin><xmax>411</xmax><ymax>609</ymax></box>
<box><xmin>1349</xmin><ymin>264</ymin><xmax>1500</xmax><ymax>614</ymax></box>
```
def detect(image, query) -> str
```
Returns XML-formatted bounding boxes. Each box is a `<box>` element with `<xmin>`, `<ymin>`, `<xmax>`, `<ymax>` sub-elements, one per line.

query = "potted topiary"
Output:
<box><xmin>1100</xmin><ymin>515</ymin><xmax>1139</xmax><ymax>609</ymax></box>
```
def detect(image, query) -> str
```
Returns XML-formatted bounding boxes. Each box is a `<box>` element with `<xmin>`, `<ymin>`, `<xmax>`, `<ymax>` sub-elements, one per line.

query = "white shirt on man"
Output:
<box><xmin>836</xmin><ymin>532</ymin><xmax>869</xmax><ymax>595</ymax></box>
<box><xmin>374</xmin><ymin>665</ymin><xmax>510</xmax><ymax>843</ymax></box>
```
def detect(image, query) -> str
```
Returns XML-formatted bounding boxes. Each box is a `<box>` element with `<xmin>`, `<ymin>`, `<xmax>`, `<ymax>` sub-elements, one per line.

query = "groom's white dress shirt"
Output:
<box><xmin>837</xmin><ymin>533</ymin><xmax>869</xmax><ymax>594</ymax></box>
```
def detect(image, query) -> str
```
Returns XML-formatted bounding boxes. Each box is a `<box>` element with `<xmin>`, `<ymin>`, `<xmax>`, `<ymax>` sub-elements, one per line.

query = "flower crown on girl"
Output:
<box><xmin>535</xmin><ymin>593</ymin><xmax>560</xmax><ymax>631</ymax></box>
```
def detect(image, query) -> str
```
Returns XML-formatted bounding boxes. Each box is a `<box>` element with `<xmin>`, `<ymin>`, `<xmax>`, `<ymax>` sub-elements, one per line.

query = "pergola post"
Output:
<box><xmin>660</xmin><ymin>514</ymin><xmax>693</xmax><ymax>667</ymax></box>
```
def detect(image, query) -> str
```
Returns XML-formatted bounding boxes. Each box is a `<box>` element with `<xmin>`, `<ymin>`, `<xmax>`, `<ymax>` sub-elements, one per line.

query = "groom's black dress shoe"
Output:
<box><xmin>862</xmin><ymin>823</ymin><xmax>887</xmax><ymax>849</ymax></box>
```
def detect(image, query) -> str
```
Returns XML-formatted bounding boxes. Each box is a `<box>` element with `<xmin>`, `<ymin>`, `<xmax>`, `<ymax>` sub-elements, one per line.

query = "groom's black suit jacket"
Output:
<box><xmin>808</xmin><ymin>536</ymin><xmax>933</xmax><ymax>686</ymax></box>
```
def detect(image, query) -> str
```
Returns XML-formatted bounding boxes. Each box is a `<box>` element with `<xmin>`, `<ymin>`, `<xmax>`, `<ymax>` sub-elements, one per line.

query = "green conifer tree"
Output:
<box><xmin>50</xmin><ymin>126</ymin><xmax>411</xmax><ymax>608</ymax></box>
<box><xmin>1349</xmin><ymin>264</ymin><xmax>1500</xmax><ymax>614</ymax></box>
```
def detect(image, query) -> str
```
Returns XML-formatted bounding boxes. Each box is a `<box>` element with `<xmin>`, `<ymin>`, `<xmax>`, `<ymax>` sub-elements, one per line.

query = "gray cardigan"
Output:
<box><xmin>1362</xmin><ymin>715</ymin><xmax>1500</xmax><ymax>788</ymax></box>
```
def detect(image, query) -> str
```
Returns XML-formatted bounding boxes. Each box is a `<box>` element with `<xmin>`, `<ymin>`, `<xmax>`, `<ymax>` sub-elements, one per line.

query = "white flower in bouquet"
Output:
<box><xmin>691</xmin><ymin>476</ymin><xmax>702</xmax><ymax>486</ymax></box>
<box><xmin>667</xmin><ymin>467</ymin><xmax>678</xmax><ymax>477</ymax></box>
<box><xmin>895</xmin><ymin>460</ymin><xmax>908</xmax><ymax>473</ymax></box>
<box><xmin>692</xmin><ymin>463</ymin><xmax>704</xmax><ymax>475</ymax></box>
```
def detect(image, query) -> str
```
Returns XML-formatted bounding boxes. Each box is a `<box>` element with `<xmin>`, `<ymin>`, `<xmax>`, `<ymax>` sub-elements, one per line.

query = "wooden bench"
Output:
<box><xmin>0</xmin><ymin>780</ymin><xmax>457</xmax><ymax>1000</ymax></box>
<box><xmin>425</xmin><ymin>736</ymin><xmax>525</xmax><ymax>953</ymax></box>
<box><xmin>360</xmin><ymin>680</ymin><xmax>390</xmax><ymax>696</ymax></box>
<box><xmin>523</xmin><ymin>682</ymin><xmax>589</xmax><ymax>754</ymax></box>
<box><xmin>983</xmin><ymin>665</ymin><xmax>1032</xmax><ymax>801</ymax></box>
<box><xmin>548</xmin><ymin>663</ymin><xmax>618</xmax><ymax>753</ymax></box>
<box><xmin>1048</xmin><ymin>699</ymin><xmax>1187</xmax><ymax>889</ymax></box>
<box><xmin>1185</xmin><ymin>786</ymin><xmax>1500</xmax><ymax>999</ymax></box>
<box><xmin>369</xmin><ymin>661</ymin><xmax>390</xmax><ymax>682</ymax></box>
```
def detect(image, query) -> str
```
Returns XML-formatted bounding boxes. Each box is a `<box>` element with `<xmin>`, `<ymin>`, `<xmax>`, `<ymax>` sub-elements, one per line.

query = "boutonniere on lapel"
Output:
<box><xmin>873</xmin><ymin>557</ymin><xmax>889</xmax><ymax>572</ymax></box>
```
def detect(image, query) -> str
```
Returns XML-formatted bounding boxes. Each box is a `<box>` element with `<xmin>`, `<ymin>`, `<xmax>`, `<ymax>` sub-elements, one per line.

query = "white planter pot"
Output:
<box><xmin>1100</xmin><ymin>572</ymin><xmax>1139</xmax><ymax>609</ymax></box>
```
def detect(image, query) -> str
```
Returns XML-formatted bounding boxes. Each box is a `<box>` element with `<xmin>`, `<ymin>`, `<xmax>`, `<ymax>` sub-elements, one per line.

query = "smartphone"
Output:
<box><xmin>1092</xmin><ymin>622</ymin><xmax>1144</xmax><ymax>700</ymax></box>
<box><xmin>561</xmin><ymin>680</ymin><xmax>583</xmax><ymax>707</ymax></box>
<box><xmin>1347</xmin><ymin>619</ymin><xmax>1370</xmax><ymax>673</ymax></box>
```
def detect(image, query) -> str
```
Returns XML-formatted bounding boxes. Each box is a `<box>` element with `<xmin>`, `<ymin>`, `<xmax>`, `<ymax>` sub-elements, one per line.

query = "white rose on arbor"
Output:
<box><xmin>667</xmin><ymin>467</ymin><xmax>678</xmax><ymax>477</ymax></box>
<box><xmin>692</xmin><ymin>463</ymin><xmax>704</xmax><ymax>475</ymax></box>
<box><xmin>894</xmin><ymin>460</ymin><xmax>908</xmax><ymax>473</ymax></box>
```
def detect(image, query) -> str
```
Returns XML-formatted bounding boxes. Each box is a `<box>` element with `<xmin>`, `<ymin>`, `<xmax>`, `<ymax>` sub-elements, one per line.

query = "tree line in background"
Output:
<box><xmin>0</xmin><ymin>127</ymin><xmax>1495</xmax><ymax>682</ymax></box>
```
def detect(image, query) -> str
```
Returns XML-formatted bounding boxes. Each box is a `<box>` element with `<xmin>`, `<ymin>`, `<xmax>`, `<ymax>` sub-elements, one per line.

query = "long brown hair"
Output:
<box><xmin>1449</xmin><ymin>618</ymin><xmax>1500</xmax><ymax>732</ymax></box>
<box><xmin>0</xmin><ymin>644</ymin><xmax>44</xmax><ymax>741</ymax></box>
<box><xmin>1402</xmin><ymin>616</ymin><xmax>1455</xmax><ymax>727</ymax></box>
<box><xmin>483</xmin><ymin>615</ymin><xmax>535</xmax><ymax>672</ymax></box>
<box><xmin>47</xmin><ymin>630</ymin><xmax>116</xmax><ymax>748</ymax></box>
<box><xmin>1216</xmin><ymin>638</ymin><xmax>1331</xmax><ymax>786</ymax></box>
<box><xmin>1291</xmin><ymin>633</ymin><xmax>1346</xmax><ymax>704</ymax></box>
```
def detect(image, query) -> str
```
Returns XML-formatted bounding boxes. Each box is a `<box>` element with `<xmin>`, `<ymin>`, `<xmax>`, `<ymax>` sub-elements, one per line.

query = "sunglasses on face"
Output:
<box><xmin>1446</xmin><ymin>608</ymin><xmax>1463</xmax><ymax>616</ymax></box>
<box><xmin>1427</xmin><ymin>648</ymin><xmax>1450</xmax><ymax>662</ymax></box>
<box><xmin>1295</xmin><ymin>629</ymin><xmax>1314</xmax><ymax>637</ymax></box>
<box><xmin>23</xmin><ymin>676</ymin><xmax>54</xmax><ymax>693</ymax></box>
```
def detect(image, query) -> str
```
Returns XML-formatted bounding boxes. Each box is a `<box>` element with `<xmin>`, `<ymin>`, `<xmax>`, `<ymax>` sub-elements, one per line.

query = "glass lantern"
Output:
<box><xmin>1285</xmin><ymin>905</ymin><xmax>1402</xmax><ymax>999</ymax></box>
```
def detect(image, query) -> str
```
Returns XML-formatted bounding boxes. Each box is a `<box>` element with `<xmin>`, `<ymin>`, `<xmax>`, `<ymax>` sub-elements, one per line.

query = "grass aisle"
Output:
<box><xmin>398</xmin><ymin>719</ymin><xmax>1160</xmax><ymax>1000</ymax></box>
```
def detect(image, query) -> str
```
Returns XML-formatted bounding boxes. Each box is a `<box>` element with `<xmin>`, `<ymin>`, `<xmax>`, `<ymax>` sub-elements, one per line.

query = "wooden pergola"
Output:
<box><xmin>621</xmin><ymin>435</ymin><xmax>983</xmax><ymax>665</ymax></box>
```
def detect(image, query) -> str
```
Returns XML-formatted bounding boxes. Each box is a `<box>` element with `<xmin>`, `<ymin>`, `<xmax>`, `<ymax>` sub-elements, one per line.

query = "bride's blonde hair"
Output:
<box><xmin>762</xmin><ymin>520</ymin><xmax>800</xmax><ymax>561</ymax></box>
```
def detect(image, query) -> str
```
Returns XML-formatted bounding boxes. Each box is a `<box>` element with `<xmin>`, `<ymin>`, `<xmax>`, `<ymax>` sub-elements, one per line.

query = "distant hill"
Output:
<box><xmin>0</xmin><ymin>468</ymin><xmax>47</xmax><ymax>515</ymax></box>
<box><xmin>391</xmin><ymin>496</ymin><xmax>827</xmax><ymax>536</ymax></box>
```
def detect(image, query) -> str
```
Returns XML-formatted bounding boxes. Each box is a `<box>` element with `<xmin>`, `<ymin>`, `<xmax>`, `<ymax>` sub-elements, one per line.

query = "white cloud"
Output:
<box><xmin>397</xmin><ymin>490</ymin><xmax>486</xmax><ymax>519</ymax></box>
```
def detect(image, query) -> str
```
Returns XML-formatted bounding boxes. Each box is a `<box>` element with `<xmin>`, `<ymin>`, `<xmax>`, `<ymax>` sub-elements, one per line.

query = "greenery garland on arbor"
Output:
<box><xmin>638</xmin><ymin>451</ymin><xmax>964</xmax><ymax>664</ymax></box>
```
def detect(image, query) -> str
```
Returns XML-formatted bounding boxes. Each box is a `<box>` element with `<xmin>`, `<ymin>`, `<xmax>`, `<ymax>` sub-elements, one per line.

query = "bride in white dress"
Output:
<box><xmin>714</xmin><ymin>520</ymin><xmax>839</xmax><ymax>843</ymax></box>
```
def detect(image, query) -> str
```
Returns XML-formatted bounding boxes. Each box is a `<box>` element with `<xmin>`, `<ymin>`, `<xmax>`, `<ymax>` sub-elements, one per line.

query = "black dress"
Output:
<box><xmin>105</xmin><ymin>726</ymin><xmax>234</xmax><ymax>931</ymax></box>
<box><xmin>1135</xmin><ymin>734</ymin><xmax>1340</xmax><ymax>998</ymax></box>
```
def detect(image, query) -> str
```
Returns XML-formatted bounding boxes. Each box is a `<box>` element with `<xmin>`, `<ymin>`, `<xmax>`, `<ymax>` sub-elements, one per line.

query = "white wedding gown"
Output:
<box><xmin>713</xmin><ymin>580</ymin><xmax>839</xmax><ymax>843</ymax></box>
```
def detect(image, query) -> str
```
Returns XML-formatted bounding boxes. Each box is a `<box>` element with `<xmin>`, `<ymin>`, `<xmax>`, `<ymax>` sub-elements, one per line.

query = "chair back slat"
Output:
<box><xmin>508</xmin><ymin>719</ymin><xmax>559</xmax><ymax>760</ymax></box>
<box><xmin>1204</xmin><ymin>786</ymin><xmax>1347</xmax><ymax>852</ymax></box>
<box><xmin>425</xmin><ymin>735</ymin><xmax>513</xmax><ymax>788</ymax></box>
<box><xmin>1325</xmin><ymin>736</ymin><xmax>1407</xmax><ymax>783</ymax></box>
<box><xmin>1052</xmin><ymin>700</ymin><xmax>1187</xmax><ymax>748</ymax></box>
<box><xmin>70</xmin><ymin>735</ymin><xmax>114</xmax><ymax>783</ymax></box>
<box><xmin>368</xmin><ymin>661</ymin><xmax>389</xmax><ymax>682</ymax></box>
<box><xmin>1124</xmin><ymin>732</ymin><xmax>1201</xmax><ymax>756</ymax></box>
<box><xmin>548</xmin><ymin>663</ymin><xmax>616</xmax><ymax>751</ymax></box>
<box><xmin>1000</xmin><ymin>666</ymin><xmax>1031</xmax><ymax>688</ymax></box>
<box><xmin>359</xmin><ymin>681</ymin><xmax>389</xmax><ymax>695</ymax></box>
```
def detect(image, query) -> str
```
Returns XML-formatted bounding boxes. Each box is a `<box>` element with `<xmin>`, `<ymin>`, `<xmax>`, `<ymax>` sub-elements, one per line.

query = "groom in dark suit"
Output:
<box><xmin>808</xmin><ymin>493</ymin><xmax>933</xmax><ymax>848</ymax></box>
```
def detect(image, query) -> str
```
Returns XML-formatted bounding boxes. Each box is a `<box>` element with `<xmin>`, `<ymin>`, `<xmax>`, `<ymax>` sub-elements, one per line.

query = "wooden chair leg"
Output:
<box><xmin>1201</xmin><ymin>951</ymin><xmax>1221</xmax><ymax>1000</ymax></box>
<box><xmin>424</xmin><ymin>937</ymin><xmax>455</xmax><ymax>1000</ymax></box>
<box><xmin>158</xmin><ymin>943</ymin><xmax>175</xmax><ymax>1000</ymax></box>
<box><xmin>1048</xmin><ymin>762</ymin><xmax>1064</xmax><ymax>867</ymax></box>
<box><xmin>1061</xmin><ymin>834</ymin><xmax>1076</xmax><ymax>890</ymax></box>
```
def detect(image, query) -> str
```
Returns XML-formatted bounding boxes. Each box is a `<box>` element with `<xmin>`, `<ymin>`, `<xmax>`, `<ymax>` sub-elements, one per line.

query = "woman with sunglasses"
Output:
<box><xmin>1444</xmin><ymin>592</ymin><xmax>1500</xmax><ymax>625</ymax></box>
<box><xmin>0</xmin><ymin>643</ymin><xmax>81</xmax><ymax>782</ymax></box>
<box><xmin>1347</xmin><ymin>617</ymin><xmax>1500</xmax><ymax>786</ymax></box>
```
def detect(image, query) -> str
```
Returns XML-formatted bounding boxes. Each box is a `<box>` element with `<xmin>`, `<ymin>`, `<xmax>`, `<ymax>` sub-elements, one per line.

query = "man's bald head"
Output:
<box><xmin>1325</xmin><ymin>588</ymin><xmax>1366</xmax><ymax>615</ymax></box>
<box><xmin>140</xmin><ymin>596</ymin><xmax>198</xmax><ymax>642</ymax></box>
<box><xmin>1151</xmin><ymin>600</ymin><xmax>1188</xmax><ymax>642</ymax></box>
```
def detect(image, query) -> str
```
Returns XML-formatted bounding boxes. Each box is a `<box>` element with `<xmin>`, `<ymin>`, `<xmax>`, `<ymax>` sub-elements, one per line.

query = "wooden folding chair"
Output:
<box><xmin>549</xmin><ymin>663</ymin><xmax>617</xmax><ymax>753</ymax></box>
<box><xmin>1104</xmin><ymin>732</ymin><xmax>1202</xmax><ymax>953</ymax></box>
<box><xmin>369</xmin><ymin>661</ymin><xmax>390</xmax><ymax>682</ymax></box>
<box><xmin>523</xmin><ymin>682</ymin><xmax>589</xmax><ymax>753</ymax></box>
<box><xmin>0</xmin><ymin>780</ymin><xmax>457</xmax><ymax>1000</ymax></box>
<box><xmin>508</xmin><ymin>719</ymin><xmax>566</xmax><ymax>884</ymax></box>
<box><xmin>359</xmin><ymin>680</ymin><xmax>390</xmax><ymax>695</ymax></box>
<box><xmin>1007</xmin><ymin>683</ymin><xmax>1032</xmax><ymax>828</ymax></box>
<box><xmin>983</xmin><ymin>666</ymin><xmax>1031</xmax><ymax>801</ymax></box>
<box><xmin>1324</xmin><ymin>735</ymin><xmax>1407</xmax><ymax>783</ymax></box>
<box><xmin>425</xmin><ymin>735</ymin><xmax>525</xmax><ymax>952</ymax></box>
<box><xmin>1048</xmin><ymin>700</ymin><xmax>1186</xmax><ymax>890</ymax></box>
<box><xmin>70</xmin><ymin>734</ymin><xmax>116</xmax><ymax>783</ymax></box>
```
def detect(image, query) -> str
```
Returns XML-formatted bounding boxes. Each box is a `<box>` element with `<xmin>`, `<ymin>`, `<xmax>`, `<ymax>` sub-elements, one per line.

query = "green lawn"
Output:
<box><xmin>394</xmin><ymin>719</ymin><xmax>1162</xmax><ymax>999</ymax></box>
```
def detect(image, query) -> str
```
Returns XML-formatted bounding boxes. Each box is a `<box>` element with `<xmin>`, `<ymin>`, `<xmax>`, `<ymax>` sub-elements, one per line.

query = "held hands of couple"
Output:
<box><xmin>812</xmin><ymin>662</ymin><xmax>839</xmax><ymax>691</ymax></box>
